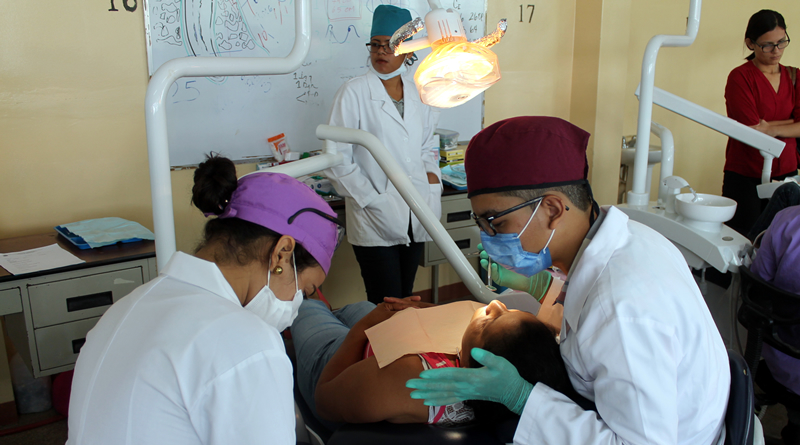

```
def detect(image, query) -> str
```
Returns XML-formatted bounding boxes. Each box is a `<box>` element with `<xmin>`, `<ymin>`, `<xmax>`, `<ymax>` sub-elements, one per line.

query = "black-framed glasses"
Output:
<box><xmin>753</xmin><ymin>34</ymin><xmax>790</xmax><ymax>52</ymax></box>
<box><xmin>366</xmin><ymin>42</ymin><xmax>392</xmax><ymax>53</ymax></box>
<box><xmin>471</xmin><ymin>197</ymin><xmax>543</xmax><ymax>237</ymax></box>
<box><xmin>288</xmin><ymin>208</ymin><xmax>346</xmax><ymax>248</ymax></box>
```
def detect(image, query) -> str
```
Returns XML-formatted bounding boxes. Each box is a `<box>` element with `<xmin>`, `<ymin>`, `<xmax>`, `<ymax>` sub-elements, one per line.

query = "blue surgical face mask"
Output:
<box><xmin>479</xmin><ymin>200</ymin><xmax>556</xmax><ymax>277</ymax></box>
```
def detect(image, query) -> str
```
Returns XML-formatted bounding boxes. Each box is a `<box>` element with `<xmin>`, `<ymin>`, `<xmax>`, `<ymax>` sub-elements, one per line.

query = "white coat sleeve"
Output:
<box><xmin>514</xmin><ymin>317</ymin><xmax>681</xmax><ymax>445</ymax></box>
<box><xmin>323</xmin><ymin>82</ymin><xmax>380</xmax><ymax>209</ymax></box>
<box><xmin>190</xmin><ymin>351</ymin><xmax>296</xmax><ymax>445</ymax></box>
<box><xmin>420</xmin><ymin>106</ymin><xmax>442</xmax><ymax>180</ymax></box>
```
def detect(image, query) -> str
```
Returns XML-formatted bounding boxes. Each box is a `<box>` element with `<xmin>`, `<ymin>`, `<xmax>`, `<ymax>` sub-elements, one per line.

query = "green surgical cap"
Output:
<box><xmin>371</xmin><ymin>5</ymin><xmax>413</xmax><ymax>39</ymax></box>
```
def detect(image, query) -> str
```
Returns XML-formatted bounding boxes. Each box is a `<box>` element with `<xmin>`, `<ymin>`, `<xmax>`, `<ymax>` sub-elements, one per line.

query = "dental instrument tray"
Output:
<box><xmin>55</xmin><ymin>226</ymin><xmax>146</xmax><ymax>250</ymax></box>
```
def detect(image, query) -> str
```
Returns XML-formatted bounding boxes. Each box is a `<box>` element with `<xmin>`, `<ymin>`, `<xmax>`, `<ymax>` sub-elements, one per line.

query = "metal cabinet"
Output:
<box><xmin>421</xmin><ymin>192</ymin><xmax>480</xmax><ymax>267</ymax></box>
<box><xmin>420</xmin><ymin>192</ymin><xmax>480</xmax><ymax>302</ymax></box>
<box><xmin>0</xmin><ymin>242</ymin><xmax>156</xmax><ymax>378</ymax></box>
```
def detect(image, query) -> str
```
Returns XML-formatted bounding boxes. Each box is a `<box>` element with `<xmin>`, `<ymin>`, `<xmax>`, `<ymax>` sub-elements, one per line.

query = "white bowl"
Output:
<box><xmin>675</xmin><ymin>193</ymin><xmax>737</xmax><ymax>232</ymax></box>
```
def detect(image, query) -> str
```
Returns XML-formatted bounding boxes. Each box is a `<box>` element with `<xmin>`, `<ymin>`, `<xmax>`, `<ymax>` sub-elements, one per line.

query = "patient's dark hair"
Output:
<box><xmin>467</xmin><ymin>318</ymin><xmax>594</xmax><ymax>421</ymax></box>
<box><xmin>191</xmin><ymin>153</ymin><xmax>318</xmax><ymax>272</ymax></box>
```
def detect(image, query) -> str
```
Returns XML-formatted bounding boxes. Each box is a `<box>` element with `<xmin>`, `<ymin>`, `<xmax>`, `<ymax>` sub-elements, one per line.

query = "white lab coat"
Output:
<box><xmin>67</xmin><ymin>252</ymin><xmax>295</xmax><ymax>445</ymax></box>
<box><xmin>514</xmin><ymin>206</ymin><xmax>729</xmax><ymax>445</ymax></box>
<box><xmin>324</xmin><ymin>70</ymin><xmax>442</xmax><ymax>247</ymax></box>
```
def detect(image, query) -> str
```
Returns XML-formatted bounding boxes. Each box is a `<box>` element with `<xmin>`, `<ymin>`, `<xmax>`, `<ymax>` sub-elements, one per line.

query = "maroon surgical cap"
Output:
<box><xmin>465</xmin><ymin>116</ymin><xmax>591</xmax><ymax>197</ymax></box>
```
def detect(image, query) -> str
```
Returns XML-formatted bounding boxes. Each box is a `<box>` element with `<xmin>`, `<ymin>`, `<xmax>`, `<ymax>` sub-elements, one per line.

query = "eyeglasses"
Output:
<box><xmin>753</xmin><ymin>35</ymin><xmax>790</xmax><ymax>53</ymax></box>
<box><xmin>471</xmin><ymin>197</ymin><xmax>543</xmax><ymax>237</ymax></box>
<box><xmin>288</xmin><ymin>208</ymin><xmax>346</xmax><ymax>248</ymax></box>
<box><xmin>366</xmin><ymin>42</ymin><xmax>392</xmax><ymax>53</ymax></box>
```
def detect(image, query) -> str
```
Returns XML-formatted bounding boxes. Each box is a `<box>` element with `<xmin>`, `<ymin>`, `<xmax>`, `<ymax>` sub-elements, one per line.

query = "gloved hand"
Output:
<box><xmin>478</xmin><ymin>243</ymin><xmax>552</xmax><ymax>302</ymax></box>
<box><xmin>406</xmin><ymin>348</ymin><xmax>533</xmax><ymax>415</ymax></box>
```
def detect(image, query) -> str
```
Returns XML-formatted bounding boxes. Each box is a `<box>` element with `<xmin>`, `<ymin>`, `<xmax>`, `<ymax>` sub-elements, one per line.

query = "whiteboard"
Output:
<box><xmin>144</xmin><ymin>0</ymin><xmax>488</xmax><ymax>167</ymax></box>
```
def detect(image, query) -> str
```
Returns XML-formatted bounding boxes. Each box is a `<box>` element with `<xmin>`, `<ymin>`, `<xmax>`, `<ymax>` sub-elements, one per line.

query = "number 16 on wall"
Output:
<box><xmin>520</xmin><ymin>4</ymin><xmax>534</xmax><ymax>23</ymax></box>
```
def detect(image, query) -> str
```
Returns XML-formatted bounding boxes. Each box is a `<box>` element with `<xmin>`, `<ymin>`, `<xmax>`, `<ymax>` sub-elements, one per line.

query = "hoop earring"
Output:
<box><xmin>274</xmin><ymin>266</ymin><xmax>283</xmax><ymax>275</ymax></box>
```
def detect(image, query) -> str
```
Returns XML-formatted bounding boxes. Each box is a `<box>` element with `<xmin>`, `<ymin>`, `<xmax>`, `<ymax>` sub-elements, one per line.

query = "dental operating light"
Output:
<box><xmin>390</xmin><ymin>1</ymin><xmax>506</xmax><ymax>108</ymax></box>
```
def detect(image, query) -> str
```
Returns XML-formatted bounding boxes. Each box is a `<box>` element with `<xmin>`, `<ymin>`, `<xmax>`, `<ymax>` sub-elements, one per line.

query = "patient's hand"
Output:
<box><xmin>383</xmin><ymin>296</ymin><xmax>436</xmax><ymax>310</ymax></box>
<box><xmin>354</xmin><ymin>303</ymin><xmax>401</xmax><ymax>330</ymax></box>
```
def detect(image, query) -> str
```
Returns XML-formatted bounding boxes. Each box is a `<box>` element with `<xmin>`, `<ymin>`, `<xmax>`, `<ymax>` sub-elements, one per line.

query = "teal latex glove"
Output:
<box><xmin>478</xmin><ymin>243</ymin><xmax>552</xmax><ymax>302</ymax></box>
<box><xmin>406</xmin><ymin>348</ymin><xmax>534</xmax><ymax>415</ymax></box>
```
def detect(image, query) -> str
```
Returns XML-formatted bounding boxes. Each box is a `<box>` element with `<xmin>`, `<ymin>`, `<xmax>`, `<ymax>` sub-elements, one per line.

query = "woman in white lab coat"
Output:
<box><xmin>324</xmin><ymin>5</ymin><xmax>442</xmax><ymax>304</ymax></box>
<box><xmin>67</xmin><ymin>155</ymin><xmax>342</xmax><ymax>445</ymax></box>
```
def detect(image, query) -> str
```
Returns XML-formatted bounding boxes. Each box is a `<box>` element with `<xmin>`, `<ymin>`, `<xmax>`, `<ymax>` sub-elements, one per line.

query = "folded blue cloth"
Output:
<box><xmin>58</xmin><ymin>217</ymin><xmax>155</xmax><ymax>248</ymax></box>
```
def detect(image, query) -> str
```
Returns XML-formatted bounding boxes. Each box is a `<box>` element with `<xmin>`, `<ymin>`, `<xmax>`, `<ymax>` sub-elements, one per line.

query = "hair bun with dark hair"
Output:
<box><xmin>191</xmin><ymin>153</ymin><xmax>238</xmax><ymax>215</ymax></box>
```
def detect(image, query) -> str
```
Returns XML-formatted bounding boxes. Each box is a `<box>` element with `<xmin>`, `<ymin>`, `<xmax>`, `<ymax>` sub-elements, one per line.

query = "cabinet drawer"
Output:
<box><xmin>440</xmin><ymin>197</ymin><xmax>473</xmax><ymax>230</ymax></box>
<box><xmin>34</xmin><ymin>317</ymin><xmax>100</xmax><ymax>371</ymax></box>
<box><xmin>28</xmin><ymin>268</ymin><xmax>143</xmax><ymax>328</ymax></box>
<box><xmin>426</xmin><ymin>226</ymin><xmax>480</xmax><ymax>264</ymax></box>
<box><xmin>0</xmin><ymin>288</ymin><xmax>22</xmax><ymax>316</ymax></box>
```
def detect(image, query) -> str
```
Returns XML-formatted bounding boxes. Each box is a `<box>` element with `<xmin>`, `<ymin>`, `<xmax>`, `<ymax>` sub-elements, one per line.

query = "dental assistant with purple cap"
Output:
<box><xmin>324</xmin><ymin>5</ymin><xmax>442</xmax><ymax>304</ymax></box>
<box><xmin>67</xmin><ymin>154</ymin><xmax>343</xmax><ymax>445</ymax></box>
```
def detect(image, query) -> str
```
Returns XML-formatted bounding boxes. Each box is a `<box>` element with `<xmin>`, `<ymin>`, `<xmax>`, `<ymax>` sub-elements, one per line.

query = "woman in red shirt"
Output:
<box><xmin>724</xmin><ymin>9</ymin><xmax>799</xmax><ymax>236</ymax></box>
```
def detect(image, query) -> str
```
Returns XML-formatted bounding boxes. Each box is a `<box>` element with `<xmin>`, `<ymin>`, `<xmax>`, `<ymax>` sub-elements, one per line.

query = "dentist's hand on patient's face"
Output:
<box><xmin>406</xmin><ymin>348</ymin><xmax>534</xmax><ymax>415</ymax></box>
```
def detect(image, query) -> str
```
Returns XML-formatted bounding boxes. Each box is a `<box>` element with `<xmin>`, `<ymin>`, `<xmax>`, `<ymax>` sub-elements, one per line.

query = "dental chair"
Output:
<box><xmin>285</xmin><ymin>332</ymin><xmax>512</xmax><ymax>445</ymax></box>
<box><xmin>738</xmin><ymin>265</ymin><xmax>800</xmax><ymax>444</ymax></box>
<box><xmin>292</xmin><ymin>375</ymin><xmax>515</xmax><ymax>444</ymax></box>
<box><xmin>726</xmin><ymin>349</ymin><xmax>755</xmax><ymax>445</ymax></box>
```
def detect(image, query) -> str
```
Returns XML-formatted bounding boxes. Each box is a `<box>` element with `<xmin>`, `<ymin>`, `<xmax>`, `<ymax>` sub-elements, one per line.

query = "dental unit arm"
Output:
<box><xmin>629</xmin><ymin>0</ymin><xmax>784</xmax><ymax>208</ymax></box>
<box><xmin>313</xmin><ymin>125</ymin><xmax>498</xmax><ymax>303</ymax></box>
<box><xmin>145</xmin><ymin>0</ymin><xmax>311</xmax><ymax>271</ymax></box>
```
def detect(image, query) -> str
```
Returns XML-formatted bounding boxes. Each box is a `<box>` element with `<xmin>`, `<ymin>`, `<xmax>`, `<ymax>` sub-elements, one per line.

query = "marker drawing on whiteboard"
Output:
<box><xmin>170</xmin><ymin>80</ymin><xmax>201</xmax><ymax>104</ymax></box>
<box><xmin>327</xmin><ymin>0</ymin><xmax>361</xmax><ymax>21</ymax></box>
<box><xmin>325</xmin><ymin>24</ymin><xmax>361</xmax><ymax>44</ymax></box>
<box><xmin>293</xmin><ymin>71</ymin><xmax>319</xmax><ymax>104</ymax></box>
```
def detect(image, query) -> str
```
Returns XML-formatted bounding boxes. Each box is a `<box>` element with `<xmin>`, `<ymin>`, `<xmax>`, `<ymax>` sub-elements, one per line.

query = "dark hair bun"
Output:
<box><xmin>192</xmin><ymin>153</ymin><xmax>238</xmax><ymax>215</ymax></box>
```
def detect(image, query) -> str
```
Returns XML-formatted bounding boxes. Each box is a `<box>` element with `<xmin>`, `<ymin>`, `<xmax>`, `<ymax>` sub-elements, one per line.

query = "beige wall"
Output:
<box><xmin>621</xmin><ymin>1</ymin><xmax>800</xmax><ymax>199</ymax></box>
<box><xmin>4</xmin><ymin>1</ymin><xmax>788</xmax><ymax>307</ymax></box>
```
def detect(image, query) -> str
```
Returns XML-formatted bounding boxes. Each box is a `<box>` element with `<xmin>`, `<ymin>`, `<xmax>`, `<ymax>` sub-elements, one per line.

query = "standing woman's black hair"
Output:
<box><xmin>191</xmin><ymin>153</ymin><xmax>320</xmax><ymax>271</ymax></box>
<box><xmin>745</xmin><ymin>10</ymin><xmax>788</xmax><ymax>61</ymax></box>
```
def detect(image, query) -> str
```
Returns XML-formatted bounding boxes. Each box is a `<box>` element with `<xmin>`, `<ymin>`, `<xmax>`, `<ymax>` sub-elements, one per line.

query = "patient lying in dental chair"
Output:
<box><xmin>290</xmin><ymin>298</ymin><xmax>589</xmax><ymax>432</ymax></box>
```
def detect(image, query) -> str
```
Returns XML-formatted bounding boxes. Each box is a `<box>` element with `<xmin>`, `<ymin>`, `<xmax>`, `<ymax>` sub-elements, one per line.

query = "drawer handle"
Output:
<box><xmin>455</xmin><ymin>239</ymin><xmax>471</xmax><ymax>250</ymax></box>
<box><xmin>446</xmin><ymin>211</ymin><xmax>472</xmax><ymax>223</ymax></box>
<box><xmin>66</xmin><ymin>291</ymin><xmax>113</xmax><ymax>312</ymax></box>
<box><xmin>72</xmin><ymin>338</ymin><xmax>86</xmax><ymax>354</ymax></box>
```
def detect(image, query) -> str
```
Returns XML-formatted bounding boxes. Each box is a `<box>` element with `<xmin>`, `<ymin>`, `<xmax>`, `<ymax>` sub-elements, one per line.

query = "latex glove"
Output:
<box><xmin>478</xmin><ymin>243</ymin><xmax>552</xmax><ymax>302</ymax></box>
<box><xmin>406</xmin><ymin>348</ymin><xmax>533</xmax><ymax>415</ymax></box>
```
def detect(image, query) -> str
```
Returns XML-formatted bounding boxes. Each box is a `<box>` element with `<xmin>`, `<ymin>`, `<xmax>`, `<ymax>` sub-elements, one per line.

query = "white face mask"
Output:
<box><xmin>369</xmin><ymin>57</ymin><xmax>407</xmax><ymax>80</ymax></box>
<box><xmin>244</xmin><ymin>253</ymin><xmax>303</xmax><ymax>331</ymax></box>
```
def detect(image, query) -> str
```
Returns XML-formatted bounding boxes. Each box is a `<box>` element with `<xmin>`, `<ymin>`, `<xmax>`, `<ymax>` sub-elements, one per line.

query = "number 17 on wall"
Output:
<box><xmin>520</xmin><ymin>4</ymin><xmax>534</xmax><ymax>23</ymax></box>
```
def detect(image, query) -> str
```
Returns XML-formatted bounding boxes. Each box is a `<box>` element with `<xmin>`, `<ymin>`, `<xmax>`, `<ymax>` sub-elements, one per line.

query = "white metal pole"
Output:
<box><xmin>315</xmin><ymin>125</ymin><xmax>498</xmax><ymax>303</ymax></box>
<box><xmin>145</xmin><ymin>0</ymin><xmax>312</xmax><ymax>271</ymax></box>
<box><xmin>650</xmin><ymin>122</ymin><xmax>674</xmax><ymax>204</ymax></box>
<box><xmin>629</xmin><ymin>0</ymin><xmax>701</xmax><ymax>206</ymax></box>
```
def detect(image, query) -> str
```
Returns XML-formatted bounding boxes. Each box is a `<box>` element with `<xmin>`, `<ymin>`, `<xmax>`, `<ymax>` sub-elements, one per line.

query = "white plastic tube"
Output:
<box><xmin>651</xmin><ymin>122</ymin><xmax>674</xmax><ymax>204</ymax></box>
<box><xmin>315</xmin><ymin>125</ymin><xmax>497</xmax><ymax>303</ymax></box>
<box><xmin>629</xmin><ymin>0</ymin><xmax>701</xmax><ymax>207</ymax></box>
<box><xmin>145</xmin><ymin>0</ymin><xmax>312</xmax><ymax>270</ymax></box>
<box><xmin>761</xmin><ymin>154</ymin><xmax>775</xmax><ymax>185</ymax></box>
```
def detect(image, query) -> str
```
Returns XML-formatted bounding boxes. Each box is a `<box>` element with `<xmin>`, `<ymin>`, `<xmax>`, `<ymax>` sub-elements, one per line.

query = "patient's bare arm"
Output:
<box><xmin>315</xmin><ymin>304</ymin><xmax>429</xmax><ymax>424</ymax></box>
